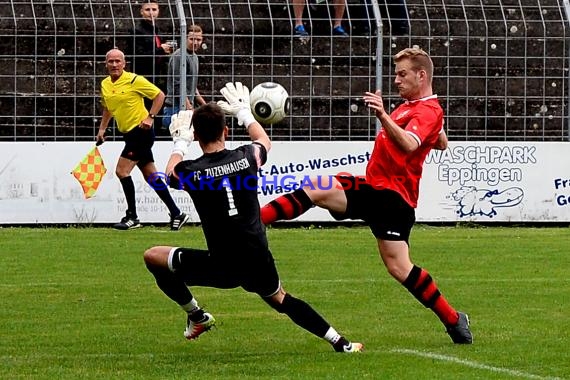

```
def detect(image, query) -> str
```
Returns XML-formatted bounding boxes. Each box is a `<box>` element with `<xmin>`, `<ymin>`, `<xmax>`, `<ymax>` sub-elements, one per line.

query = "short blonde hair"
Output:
<box><xmin>394</xmin><ymin>47</ymin><xmax>434</xmax><ymax>82</ymax></box>
<box><xmin>188</xmin><ymin>24</ymin><xmax>203</xmax><ymax>35</ymax></box>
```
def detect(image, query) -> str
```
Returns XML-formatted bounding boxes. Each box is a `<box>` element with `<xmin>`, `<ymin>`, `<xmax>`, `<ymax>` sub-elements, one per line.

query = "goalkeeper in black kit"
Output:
<box><xmin>143</xmin><ymin>82</ymin><xmax>363</xmax><ymax>353</ymax></box>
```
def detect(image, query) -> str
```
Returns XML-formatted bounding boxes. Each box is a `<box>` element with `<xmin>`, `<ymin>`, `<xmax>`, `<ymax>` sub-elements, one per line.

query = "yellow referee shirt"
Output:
<box><xmin>100</xmin><ymin>71</ymin><xmax>161</xmax><ymax>133</ymax></box>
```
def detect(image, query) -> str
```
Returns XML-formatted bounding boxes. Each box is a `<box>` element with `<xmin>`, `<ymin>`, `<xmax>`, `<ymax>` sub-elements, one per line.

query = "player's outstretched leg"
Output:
<box><xmin>402</xmin><ymin>265</ymin><xmax>473</xmax><ymax>344</ymax></box>
<box><xmin>261</xmin><ymin>189</ymin><xmax>314</xmax><ymax>224</ymax></box>
<box><xmin>145</xmin><ymin>246</ymin><xmax>216</xmax><ymax>340</ymax></box>
<box><xmin>268</xmin><ymin>293</ymin><xmax>363</xmax><ymax>353</ymax></box>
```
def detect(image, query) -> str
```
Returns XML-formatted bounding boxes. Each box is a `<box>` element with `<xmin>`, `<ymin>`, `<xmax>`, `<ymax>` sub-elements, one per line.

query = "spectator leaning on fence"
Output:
<box><xmin>129</xmin><ymin>0</ymin><xmax>175</xmax><ymax>130</ymax></box>
<box><xmin>163</xmin><ymin>24</ymin><xmax>207</xmax><ymax>129</ymax></box>
<box><xmin>96</xmin><ymin>48</ymin><xmax>189</xmax><ymax>231</ymax></box>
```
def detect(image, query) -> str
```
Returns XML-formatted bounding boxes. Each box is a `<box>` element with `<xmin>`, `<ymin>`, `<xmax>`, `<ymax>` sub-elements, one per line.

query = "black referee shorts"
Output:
<box><xmin>121</xmin><ymin>126</ymin><xmax>155</xmax><ymax>166</ymax></box>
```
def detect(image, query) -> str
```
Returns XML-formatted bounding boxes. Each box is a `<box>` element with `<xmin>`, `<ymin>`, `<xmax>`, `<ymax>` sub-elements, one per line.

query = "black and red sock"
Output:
<box><xmin>261</xmin><ymin>189</ymin><xmax>313</xmax><ymax>224</ymax></box>
<box><xmin>402</xmin><ymin>265</ymin><xmax>459</xmax><ymax>326</ymax></box>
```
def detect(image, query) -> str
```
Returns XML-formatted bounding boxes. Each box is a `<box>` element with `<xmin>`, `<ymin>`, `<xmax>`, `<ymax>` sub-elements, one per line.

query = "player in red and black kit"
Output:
<box><xmin>260</xmin><ymin>47</ymin><xmax>473</xmax><ymax>344</ymax></box>
<box><xmin>143</xmin><ymin>83</ymin><xmax>362</xmax><ymax>352</ymax></box>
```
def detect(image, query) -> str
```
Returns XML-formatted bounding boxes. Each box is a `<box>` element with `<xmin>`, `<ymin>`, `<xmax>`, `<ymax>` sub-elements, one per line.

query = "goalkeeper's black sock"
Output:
<box><xmin>402</xmin><ymin>265</ymin><xmax>459</xmax><ymax>326</ymax></box>
<box><xmin>120</xmin><ymin>176</ymin><xmax>137</xmax><ymax>218</ymax></box>
<box><xmin>270</xmin><ymin>293</ymin><xmax>330</xmax><ymax>338</ymax></box>
<box><xmin>152</xmin><ymin>179</ymin><xmax>181</xmax><ymax>217</ymax></box>
<box><xmin>145</xmin><ymin>262</ymin><xmax>193</xmax><ymax>306</ymax></box>
<box><xmin>261</xmin><ymin>189</ymin><xmax>313</xmax><ymax>224</ymax></box>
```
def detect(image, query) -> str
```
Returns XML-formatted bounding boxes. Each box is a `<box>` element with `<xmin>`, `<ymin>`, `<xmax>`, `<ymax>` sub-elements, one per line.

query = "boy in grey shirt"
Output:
<box><xmin>163</xmin><ymin>25</ymin><xmax>206</xmax><ymax>128</ymax></box>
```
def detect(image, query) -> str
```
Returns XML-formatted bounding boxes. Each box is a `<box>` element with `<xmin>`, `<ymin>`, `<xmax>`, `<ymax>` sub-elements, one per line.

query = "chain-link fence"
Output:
<box><xmin>0</xmin><ymin>0</ymin><xmax>568</xmax><ymax>142</ymax></box>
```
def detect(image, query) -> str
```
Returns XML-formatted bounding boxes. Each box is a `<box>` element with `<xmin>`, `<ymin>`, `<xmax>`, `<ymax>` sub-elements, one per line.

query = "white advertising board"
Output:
<box><xmin>0</xmin><ymin>141</ymin><xmax>569</xmax><ymax>224</ymax></box>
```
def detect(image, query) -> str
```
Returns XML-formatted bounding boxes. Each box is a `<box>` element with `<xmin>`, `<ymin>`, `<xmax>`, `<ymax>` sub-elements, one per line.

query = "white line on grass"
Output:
<box><xmin>391</xmin><ymin>348</ymin><xmax>562</xmax><ymax>380</ymax></box>
<box><xmin>0</xmin><ymin>350</ymin><xmax>565</xmax><ymax>380</ymax></box>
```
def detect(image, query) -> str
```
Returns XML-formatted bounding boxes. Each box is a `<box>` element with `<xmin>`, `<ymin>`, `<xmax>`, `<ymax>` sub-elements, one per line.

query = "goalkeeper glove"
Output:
<box><xmin>169</xmin><ymin>110</ymin><xmax>194</xmax><ymax>156</ymax></box>
<box><xmin>217</xmin><ymin>82</ymin><xmax>256</xmax><ymax>127</ymax></box>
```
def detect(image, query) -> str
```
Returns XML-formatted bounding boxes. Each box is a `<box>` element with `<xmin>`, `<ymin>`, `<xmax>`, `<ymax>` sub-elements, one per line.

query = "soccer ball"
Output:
<box><xmin>249</xmin><ymin>82</ymin><xmax>290</xmax><ymax>124</ymax></box>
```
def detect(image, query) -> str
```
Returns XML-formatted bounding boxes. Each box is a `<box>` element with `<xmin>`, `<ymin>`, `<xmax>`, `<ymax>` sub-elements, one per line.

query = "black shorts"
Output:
<box><xmin>331</xmin><ymin>175</ymin><xmax>415</xmax><ymax>243</ymax></box>
<box><xmin>121</xmin><ymin>126</ymin><xmax>155</xmax><ymax>166</ymax></box>
<box><xmin>173</xmin><ymin>248</ymin><xmax>281</xmax><ymax>298</ymax></box>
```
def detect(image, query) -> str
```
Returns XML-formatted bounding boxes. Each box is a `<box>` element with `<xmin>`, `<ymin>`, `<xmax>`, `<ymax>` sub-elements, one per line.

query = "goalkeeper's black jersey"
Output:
<box><xmin>173</xmin><ymin>142</ymin><xmax>269</xmax><ymax>258</ymax></box>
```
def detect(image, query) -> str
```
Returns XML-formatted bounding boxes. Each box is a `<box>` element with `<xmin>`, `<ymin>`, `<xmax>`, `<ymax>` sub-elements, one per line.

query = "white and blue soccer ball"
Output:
<box><xmin>250</xmin><ymin>82</ymin><xmax>290</xmax><ymax>124</ymax></box>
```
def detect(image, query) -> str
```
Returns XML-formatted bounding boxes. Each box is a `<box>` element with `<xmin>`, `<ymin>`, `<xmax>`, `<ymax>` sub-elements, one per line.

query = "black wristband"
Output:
<box><xmin>149</xmin><ymin>113</ymin><xmax>156</xmax><ymax>119</ymax></box>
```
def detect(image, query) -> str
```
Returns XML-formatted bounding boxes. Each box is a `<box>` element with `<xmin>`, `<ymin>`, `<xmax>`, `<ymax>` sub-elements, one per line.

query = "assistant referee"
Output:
<box><xmin>96</xmin><ymin>48</ymin><xmax>189</xmax><ymax>231</ymax></box>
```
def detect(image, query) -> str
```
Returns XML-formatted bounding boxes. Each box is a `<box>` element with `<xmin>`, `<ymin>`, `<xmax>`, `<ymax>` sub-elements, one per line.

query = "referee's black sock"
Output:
<box><xmin>120</xmin><ymin>176</ymin><xmax>137</xmax><ymax>218</ymax></box>
<box><xmin>153</xmin><ymin>179</ymin><xmax>181</xmax><ymax>217</ymax></box>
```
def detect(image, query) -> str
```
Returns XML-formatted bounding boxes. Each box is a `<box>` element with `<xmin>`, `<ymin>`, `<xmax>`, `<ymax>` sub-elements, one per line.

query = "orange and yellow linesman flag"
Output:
<box><xmin>71</xmin><ymin>146</ymin><xmax>107</xmax><ymax>199</ymax></box>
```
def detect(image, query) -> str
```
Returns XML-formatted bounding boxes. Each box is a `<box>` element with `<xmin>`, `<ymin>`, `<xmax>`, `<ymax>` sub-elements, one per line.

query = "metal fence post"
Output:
<box><xmin>174</xmin><ymin>0</ymin><xmax>187</xmax><ymax>111</ymax></box>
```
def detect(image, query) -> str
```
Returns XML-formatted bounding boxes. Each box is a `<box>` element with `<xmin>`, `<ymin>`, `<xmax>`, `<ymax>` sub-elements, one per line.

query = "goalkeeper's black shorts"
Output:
<box><xmin>171</xmin><ymin>247</ymin><xmax>281</xmax><ymax>298</ymax></box>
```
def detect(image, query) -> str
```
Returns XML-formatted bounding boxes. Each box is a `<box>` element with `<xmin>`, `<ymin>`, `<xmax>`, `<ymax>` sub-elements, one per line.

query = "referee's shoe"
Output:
<box><xmin>113</xmin><ymin>214</ymin><xmax>142</xmax><ymax>230</ymax></box>
<box><xmin>170</xmin><ymin>212</ymin><xmax>190</xmax><ymax>231</ymax></box>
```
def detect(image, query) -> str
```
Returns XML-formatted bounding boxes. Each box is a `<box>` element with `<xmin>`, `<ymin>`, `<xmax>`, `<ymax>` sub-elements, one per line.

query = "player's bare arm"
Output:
<box><xmin>364</xmin><ymin>90</ymin><xmax>420</xmax><ymax>153</ymax></box>
<box><xmin>247</xmin><ymin>121</ymin><xmax>271</xmax><ymax>153</ymax></box>
<box><xmin>434</xmin><ymin>128</ymin><xmax>448</xmax><ymax>150</ymax></box>
<box><xmin>166</xmin><ymin>154</ymin><xmax>183</xmax><ymax>178</ymax></box>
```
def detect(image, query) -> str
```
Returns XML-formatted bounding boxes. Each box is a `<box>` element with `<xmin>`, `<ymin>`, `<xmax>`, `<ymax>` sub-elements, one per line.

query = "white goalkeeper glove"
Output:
<box><xmin>169</xmin><ymin>110</ymin><xmax>194</xmax><ymax>156</ymax></box>
<box><xmin>217</xmin><ymin>82</ymin><xmax>256</xmax><ymax>128</ymax></box>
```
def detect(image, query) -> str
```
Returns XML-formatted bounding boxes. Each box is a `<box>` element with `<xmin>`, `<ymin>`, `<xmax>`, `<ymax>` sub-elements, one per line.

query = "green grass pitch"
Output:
<box><xmin>0</xmin><ymin>225</ymin><xmax>568</xmax><ymax>379</ymax></box>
